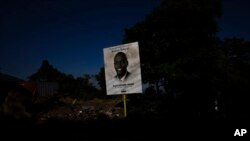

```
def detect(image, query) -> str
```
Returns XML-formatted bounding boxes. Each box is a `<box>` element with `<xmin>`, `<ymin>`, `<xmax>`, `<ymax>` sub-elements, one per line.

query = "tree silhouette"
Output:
<box><xmin>217</xmin><ymin>38</ymin><xmax>250</xmax><ymax>119</ymax></box>
<box><xmin>29</xmin><ymin>60</ymin><xmax>63</xmax><ymax>82</ymax></box>
<box><xmin>29</xmin><ymin>60</ymin><xmax>99</xmax><ymax>99</ymax></box>
<box><xmin>95</xmin><ymin>67</ymin><xmax>106</xmax><ymax>93</ymax></box>
<box><xmin>123</xmin><ymin>0</ymin><xmax>222</xmax><ymax>118</ymax></box>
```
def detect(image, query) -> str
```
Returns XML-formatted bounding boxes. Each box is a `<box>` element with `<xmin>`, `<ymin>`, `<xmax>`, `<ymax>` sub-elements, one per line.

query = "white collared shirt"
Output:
<box><xmin>117</xmin><ymin>71</ymin><xmax>128</xmax><ymax>82</ymax></box>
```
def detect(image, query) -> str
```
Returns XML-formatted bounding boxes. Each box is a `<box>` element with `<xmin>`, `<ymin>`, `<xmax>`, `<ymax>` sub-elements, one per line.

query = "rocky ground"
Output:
<box><xmin>1</xmin><ymin>93</ymin><xmax>249</xmax><ymax>140</ymax></box>
<box><xmin>33</xmin><ymin>96</ymin><xmax>124</xmax><ymax>124</ymax></box>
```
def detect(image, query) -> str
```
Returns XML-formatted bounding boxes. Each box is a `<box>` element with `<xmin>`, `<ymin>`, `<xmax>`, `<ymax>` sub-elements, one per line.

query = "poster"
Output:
<box><xmin>103</xmin><ymin>42</ymin><xmax>142</xmax><ymax>95</ymax></box>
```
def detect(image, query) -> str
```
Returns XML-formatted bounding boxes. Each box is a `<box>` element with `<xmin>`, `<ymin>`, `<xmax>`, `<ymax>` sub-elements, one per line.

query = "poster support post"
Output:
<box><xmin>123</xmin><ymin>94</ymin><xmax>127</xmax><ymax>117</ymax></box>
<box><xmin>103</xmin><ymin>42</ymin><xmax>143</xmax><ymax>118</ymax></box>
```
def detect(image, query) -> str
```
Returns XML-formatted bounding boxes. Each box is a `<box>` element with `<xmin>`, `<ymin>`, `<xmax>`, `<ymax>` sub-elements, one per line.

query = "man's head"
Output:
<box><xmin>114</xmin><ymin>52</ymin><xmax>128</xmax><ymax>79</ymax></box>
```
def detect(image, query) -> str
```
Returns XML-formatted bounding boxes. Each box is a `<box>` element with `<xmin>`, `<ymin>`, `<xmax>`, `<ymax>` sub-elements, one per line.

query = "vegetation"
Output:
<box><xmin>97</xmin><ymin>0</ymin><xmax>250</xmax><ymax>119</ymax></box>
<box><xmin>119</xmin><ymin>0</ymin><xmax>249</xmax><ymax>120</ymax></box>
<box><xmin>29</xmin><ymin>60</ymin><xmax>100</xmax><ymax>100</ymax></box>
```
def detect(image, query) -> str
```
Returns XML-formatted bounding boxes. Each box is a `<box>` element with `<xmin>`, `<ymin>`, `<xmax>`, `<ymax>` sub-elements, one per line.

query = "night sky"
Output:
<box><xmin>0</xmin><ymin>0</ymin><xmax>250</xmax><ymax>80</ymax></box>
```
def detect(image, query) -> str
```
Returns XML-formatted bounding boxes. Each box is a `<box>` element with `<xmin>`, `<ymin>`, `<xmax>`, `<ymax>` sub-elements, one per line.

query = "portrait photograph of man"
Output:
<box><xmin>114</xmin><ymin>52</ymin><xmax>130</xmax><ymax>82</ymax></box>
<box><xmin>103</xmin><ymin>42</ymin><xmax>142</xmax><ymax>95</ymax></box>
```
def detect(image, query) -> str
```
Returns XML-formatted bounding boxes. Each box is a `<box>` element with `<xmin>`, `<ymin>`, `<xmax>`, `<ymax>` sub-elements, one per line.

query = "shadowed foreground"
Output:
<box><xmin>1</xmin><ymin>115</ymin><xmax>248</xmax><ymax>140</ymax></box>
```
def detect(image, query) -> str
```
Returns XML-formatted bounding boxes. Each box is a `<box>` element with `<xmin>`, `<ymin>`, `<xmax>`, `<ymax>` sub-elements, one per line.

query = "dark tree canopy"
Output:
<box><xmin>29</xmin><ymin>60</ymin><xmax>63</xmax><ymax>82</ymax></box>
<box><xmin>29</xmin><ymin>60</ymin><xmax>99</xmax><ymax>99</ymax></box>
<box><xmin>95</xmin><ymin>67</ymin><xmax>106</xmax><ymax>93</ymax></box>
<box><xmin>121</xmin><ymin>0</ymin><xmax>250</xmax><ymax>119</ymax></box>
<box><xmin>123</xmin><ymin>0</ymin><xmax>222</xmax><ymax>89</ymax></box>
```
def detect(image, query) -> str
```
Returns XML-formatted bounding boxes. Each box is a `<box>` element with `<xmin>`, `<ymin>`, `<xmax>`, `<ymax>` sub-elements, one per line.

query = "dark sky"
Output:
<box><xmin>0</xmin><ymin>0</ymin><xmax>250</xmax><ymax>80</ymax></box>
<box><xmin>218</xmin><ymin>0</ymin><xmax>250</xmax><ymax>40</ymax></box>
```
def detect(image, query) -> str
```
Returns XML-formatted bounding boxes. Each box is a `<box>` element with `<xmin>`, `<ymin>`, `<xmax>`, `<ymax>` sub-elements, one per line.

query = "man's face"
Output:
<box><xmin>114</xmin><ymin>53</ymin><xmax>128</xmax><ymax>77</ymax></box>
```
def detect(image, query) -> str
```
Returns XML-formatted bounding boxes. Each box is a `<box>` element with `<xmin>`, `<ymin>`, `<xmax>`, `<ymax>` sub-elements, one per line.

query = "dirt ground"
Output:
<box><xmin>1</xmin><ymin>94</ymin><xmax>248</xmax><ymax>140</ymax></box>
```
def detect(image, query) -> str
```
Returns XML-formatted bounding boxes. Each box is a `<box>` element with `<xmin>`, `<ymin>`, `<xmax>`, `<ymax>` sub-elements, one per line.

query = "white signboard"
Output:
<box><xmin>103</xmin><ymin>42</ymin><xmax>142</xmax><ymax>95</ymax></box>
